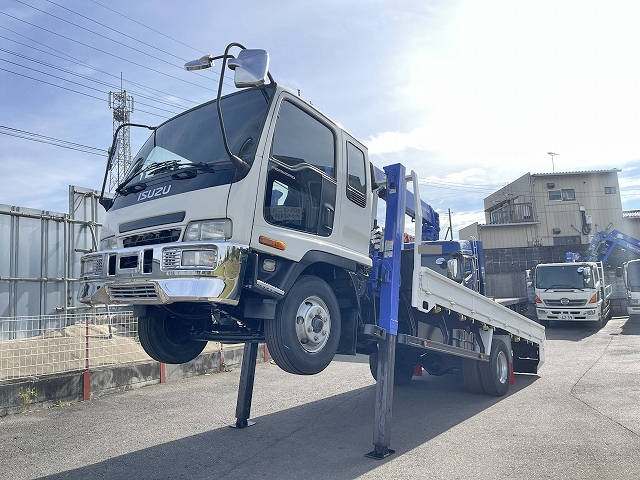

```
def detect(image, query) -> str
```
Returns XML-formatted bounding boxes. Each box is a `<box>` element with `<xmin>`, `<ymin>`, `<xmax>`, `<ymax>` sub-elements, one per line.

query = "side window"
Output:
<box><xmin>346</xmin><ymin>142</ymin><xmax>367</xmax><ymax>207</ymax></box>
<box><xmin>271</xmin><ymin>100</ymin><xmax>335</xmax><ymax>177</ymax></box>
<box><xmin>264</xmin><ymin>100</ymin><xmax>337</xmax><ymax>237</ymax></box>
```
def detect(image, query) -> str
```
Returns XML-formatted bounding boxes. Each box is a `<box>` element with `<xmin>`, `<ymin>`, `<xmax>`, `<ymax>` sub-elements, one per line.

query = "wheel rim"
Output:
<box><xmin>295</xmin><ymin>296</ymin><xmax>331</xmax><ymax>353</ymax></box>
<box><xmin>496</xmin><ymin>350</ymin><xmax>508</xmax><ymax>384</ymax></box>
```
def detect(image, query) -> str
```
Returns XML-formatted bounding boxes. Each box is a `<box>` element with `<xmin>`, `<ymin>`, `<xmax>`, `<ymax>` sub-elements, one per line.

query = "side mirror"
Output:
<box><xmin>616</xmin><ymin>266</ymin><xmax>623</xmax><ymax>278</ymax></box>
<box><xmin>526</xmin><ymin>281</ymin><xmax>533</xmax><ymax>288</ymax></box>
<box><xmin>447</xmin><ymin>258</ymin><xmax>461</xmax><ymax>281</ymax></box>
<box><xmin>228</xmin><ymin>49</ymin><xmax>270</xmax><ymax>88</ymax></box>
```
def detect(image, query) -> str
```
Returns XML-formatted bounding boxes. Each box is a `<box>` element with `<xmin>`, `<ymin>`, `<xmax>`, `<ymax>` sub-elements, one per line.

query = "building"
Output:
<box><xmin>459</xmin><ymin>169</ymin><xmax>625</xmax><ymax>248</ymax></box>
<box><xmin>623</xmin><ymin>209</ymin><xmax>640</xmax><ymax>238</ymax></box>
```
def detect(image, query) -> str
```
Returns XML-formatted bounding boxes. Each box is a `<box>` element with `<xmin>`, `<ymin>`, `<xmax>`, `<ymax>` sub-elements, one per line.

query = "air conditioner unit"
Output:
<box><xmin>546</xmin><ymin>182</ymin><xmax>555</xmax><ymax>189</ymax></box>
<box><xmin>552</xmin><ymin>228</ymin><xmax>561</xmax><ymax>235</ymax></box>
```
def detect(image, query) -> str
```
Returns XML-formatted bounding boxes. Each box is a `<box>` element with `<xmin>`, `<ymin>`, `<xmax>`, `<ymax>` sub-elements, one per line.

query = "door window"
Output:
<box><xmin>346</xmin><ymin>142</ymin><xmax>367</xmax><ymax>207</ymax></box>
<box><xmin>264</xmin><ymin>100</ymin><xmax>337</xmax><ymax>236</ymax></box>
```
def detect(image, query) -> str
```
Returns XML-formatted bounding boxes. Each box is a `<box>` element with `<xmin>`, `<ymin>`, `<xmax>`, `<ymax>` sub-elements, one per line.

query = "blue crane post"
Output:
<box><xmin>368</xmin><ymin>163</ymin><xmax>406</xmax><ymax>459</ymax></box>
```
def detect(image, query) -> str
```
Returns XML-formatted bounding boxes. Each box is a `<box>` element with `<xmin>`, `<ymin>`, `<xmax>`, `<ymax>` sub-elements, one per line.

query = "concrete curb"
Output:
<box><xmin>0</xmin><ymin>344</ymin><xmax>267</xmax><ymax>417</ymax></box>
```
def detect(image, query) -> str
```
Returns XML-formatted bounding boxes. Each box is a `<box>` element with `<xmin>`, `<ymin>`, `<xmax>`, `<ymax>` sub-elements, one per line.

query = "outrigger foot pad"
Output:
<box><xmin>365</xmin><ymin>448</ymin><xmax>395</xmax><ymax>459</ymax></box>
<box><xmin>230</xmin><ymin>419</ymin><xmax>256</xmax><ymax>429</ymax></box>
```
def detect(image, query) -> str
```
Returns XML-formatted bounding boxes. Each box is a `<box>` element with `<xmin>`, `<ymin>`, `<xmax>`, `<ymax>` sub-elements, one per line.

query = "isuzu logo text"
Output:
<box><xmin>137</xmin><ymin>185</ymin><xmax>171</xmax><ymax>202</ymax></box>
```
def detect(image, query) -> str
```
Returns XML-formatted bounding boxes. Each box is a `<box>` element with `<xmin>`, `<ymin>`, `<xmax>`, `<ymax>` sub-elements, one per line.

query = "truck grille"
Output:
<box><xmin>109</xmin><ymin>283</ymin><xmax>158</xmax><ymax>301</ymax></box>
<box><xmin>544</xmin><ymin>299</ymin><xmax>587</xmax><ymax>307</ymax></box>
<box><xmin>123</xmin><ymin>228</ymin><xmax>181</xmax><ymax>248</ymax></box>
<box><xmin>162</xmin><ymin>248</ymin><xmax>182</xmax><ymax>269</ymax></box>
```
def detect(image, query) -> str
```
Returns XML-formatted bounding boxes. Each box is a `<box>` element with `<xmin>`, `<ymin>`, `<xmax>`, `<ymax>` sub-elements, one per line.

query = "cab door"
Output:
<box><xmin>250</xmin><ymin>92</ymin><xmax>343</xmax><ymax>263</ymax></box>
<box><xmin>335</xmin><ymin>135</ymin><xmax>373</xmax><ymax>264</ymax></box>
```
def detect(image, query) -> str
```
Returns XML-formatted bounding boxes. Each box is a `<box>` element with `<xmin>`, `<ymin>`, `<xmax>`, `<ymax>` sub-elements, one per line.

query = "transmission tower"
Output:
<box><xmin>108</xmin><ymin>78</ymin><xmax>134</xmax><ymax>191</ymax></box>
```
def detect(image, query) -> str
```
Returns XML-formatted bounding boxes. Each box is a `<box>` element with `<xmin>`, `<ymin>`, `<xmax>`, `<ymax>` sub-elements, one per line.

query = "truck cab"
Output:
<box><xmin>80</xmin><ymin>60</ymin><xmax>377</xmax><ymax>374</ymax></box>
<box><xmin>623</xmin><ymin>259</ymin><xmax>640</xmax><ymax>316</ymax></box>
<box><xmin>534</xmin><ymin>261</ymin><xmax>611</xmax><ymax>327</ymax></box>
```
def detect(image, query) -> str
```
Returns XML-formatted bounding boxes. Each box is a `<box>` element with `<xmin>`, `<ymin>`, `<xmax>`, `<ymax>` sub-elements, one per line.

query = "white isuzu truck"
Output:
<box><xmin>623</xmin><ymin>259</ymin><xmax>640</xmax><ymax>316</ymax></box>
<box><xmin>79</xmin><ymin>44</ymin><xmax>544</xmax><ymax>415</ymax></box>
<box><xmin>535</xmin><ymin>261</ymin><xmax>612</xmax><ymax>327</ymax></box>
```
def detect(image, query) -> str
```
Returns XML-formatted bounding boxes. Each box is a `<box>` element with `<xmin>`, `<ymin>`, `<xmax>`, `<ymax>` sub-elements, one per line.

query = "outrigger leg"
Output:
<box><xmin>230</xmin><ymin>342</ymin><xmax>258</xmax><ymax>428</ymax></box>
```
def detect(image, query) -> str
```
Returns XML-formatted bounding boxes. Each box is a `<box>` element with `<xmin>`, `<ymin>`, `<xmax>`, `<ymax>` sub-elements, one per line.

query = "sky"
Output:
<box><xmin>1</xmin><ymin>0</ymin><xmax>639</xmax><ymax>237</ymax></box>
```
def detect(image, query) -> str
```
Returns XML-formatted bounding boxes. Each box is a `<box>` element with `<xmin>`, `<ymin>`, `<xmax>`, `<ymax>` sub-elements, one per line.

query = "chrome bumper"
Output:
<box><xmin>78</xmin><ymin>241</ymin><xmax>248</xmax><ymax>306</ymax></box>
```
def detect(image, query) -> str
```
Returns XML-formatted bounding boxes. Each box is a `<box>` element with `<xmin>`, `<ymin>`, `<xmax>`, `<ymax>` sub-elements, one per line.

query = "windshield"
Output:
<box><xmin>627</xmin><ymin>261</ymin><xmax>640</xmax><ymax>291</ymax></box>
<box><xmin>535</xmin><ymin>265</ymin><xmax>595</xmax><ymax>290</ymax></box>
<box><xmin>113</xmin><ymin>86</ymin><xmax>274</xmax><ymax>205</ymax></box>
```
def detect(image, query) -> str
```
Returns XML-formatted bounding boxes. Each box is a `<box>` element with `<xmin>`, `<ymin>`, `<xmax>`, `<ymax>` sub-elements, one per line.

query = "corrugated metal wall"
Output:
<box><xmin>0</xmin><ymin>186</ymin><xmax>104</xmax><ymax>318</ymax></box>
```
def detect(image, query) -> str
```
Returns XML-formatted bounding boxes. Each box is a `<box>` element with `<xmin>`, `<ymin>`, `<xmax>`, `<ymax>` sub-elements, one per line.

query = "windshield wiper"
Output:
<box><xmin>115</xmin><ymin>160</ymin><xmax>182</xmax><ymax>195</ymax></box>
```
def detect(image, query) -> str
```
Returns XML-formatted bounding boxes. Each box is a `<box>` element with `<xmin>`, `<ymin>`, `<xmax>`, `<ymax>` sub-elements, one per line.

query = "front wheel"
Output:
<box><xmin>265</xmin><ymin>275</ymin><xmax>341</xmax><ymax>375</ymax></box>
<box><xmin>138</xmin><ymin>307</ymin><xmax>207</xmax><ymax>364</ymax></box>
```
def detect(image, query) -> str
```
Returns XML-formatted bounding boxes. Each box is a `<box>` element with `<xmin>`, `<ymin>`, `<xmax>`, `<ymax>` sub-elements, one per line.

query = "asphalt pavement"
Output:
<box><xmin>2</xmin><ymin>315</ymin><xmax>639</xmax><ymax>480</ymax></box>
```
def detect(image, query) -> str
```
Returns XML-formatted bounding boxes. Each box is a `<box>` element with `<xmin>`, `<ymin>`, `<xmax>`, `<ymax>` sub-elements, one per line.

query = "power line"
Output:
<box><xmin>0</xmin><ymin>125</ymin><xmax>106</xmax><ymax>152</ymax></box>
<box><xmin>0</xmin><ymin>11</ymin><xmax>219</xmax><ymax>93</ymax></box>
<box><xmin>84</xmin><ymin>0</ymin><xmax>233</xmax><ymax>83</ymax></box>
<box><xmin>0</xmin><ymin>47</ymin><xmax>186</xmax><ymax>111</ymax></box>
<box><xmin>0</xmin><ymin>130</ymin><xmax>106</xmax><ymax>156</ymax></box>
<box><xmin>0</xmin><ymin>56</ymin><xmax>181</xmax><ymax>115</ymax></box>
<box><xmin>11</xmin><ymin>0</ymin><xmax>230</xmax><ymax>88</ymax></box>
<box><xmin>0</xmin><ymin>65</ymin><xmax>166</xmax><ymax>119</ymax></box>
<box><xmin>0</xmin><ymin>26</ymin><xmax>202</xmax><ymax>105</ymax></box>
<box><xmin>88</xmin><ymin>0</ymin><xmax>203</xmax><ymax>54</ymax></box>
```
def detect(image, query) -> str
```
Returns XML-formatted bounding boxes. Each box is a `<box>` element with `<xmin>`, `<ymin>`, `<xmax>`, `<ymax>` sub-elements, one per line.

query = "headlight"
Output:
<box><xmin>99</xmin><ymin>236</ymin><xmax>118</xmax><ymax>250</ymax></box>
<box><xmin>181</xmin><ymin>250</ymin><xmax>217</xmax><ymax>268</ymax></box>
<box><xmin>81</xmin><ymin>256</ymin><xmax>103</xmax><ymax>276</ymax></box>
<box><xmin>184</xmin><ymin>219</ymin><xmax>232</xmax><ymax>241</ymax></box>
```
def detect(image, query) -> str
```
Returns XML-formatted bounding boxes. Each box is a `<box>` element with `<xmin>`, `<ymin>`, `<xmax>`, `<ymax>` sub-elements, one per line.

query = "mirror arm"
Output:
<box><xmin>99</xmin><ymin>122</ymin><xmax>155</xmax><ymax>210</ymax></box>
<box><xmin>216</xmin><ymin>42</ymin><xmax>251</xmax><ymax>176</ymax></box>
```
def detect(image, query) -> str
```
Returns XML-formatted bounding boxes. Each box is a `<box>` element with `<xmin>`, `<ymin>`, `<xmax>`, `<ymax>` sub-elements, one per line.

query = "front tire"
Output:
<box><xmin>138</xmin><ymin>307</ymin><xmax>207</xmax><ymax>364</ymax></box>
<box><xmin>265</xmin><ymin>275</ymin><xmax>341</xmax><ymax>375</ymax></box>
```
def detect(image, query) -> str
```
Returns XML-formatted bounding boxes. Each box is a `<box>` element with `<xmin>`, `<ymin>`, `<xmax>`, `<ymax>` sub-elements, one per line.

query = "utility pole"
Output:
<box><xmin>108</xmin><ymin>73</ymin><xmax>134</xmax><ymax>191</ymax></box>
<box><xmin>547</xmin><ymin>152</ymin><xmax>559</xmax><ymax>173</ymax></box>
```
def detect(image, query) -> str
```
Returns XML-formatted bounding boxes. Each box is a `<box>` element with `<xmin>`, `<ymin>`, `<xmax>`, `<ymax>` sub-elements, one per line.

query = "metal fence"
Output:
<box><xmin>0</xmin><ymin>185</ymin><xmax>104</xmax><ymax>318</ymax></box>
<box><xmin>0</xmin><ymin>310</ymin><xmax>149</xmax><ymax>381</ymax></box>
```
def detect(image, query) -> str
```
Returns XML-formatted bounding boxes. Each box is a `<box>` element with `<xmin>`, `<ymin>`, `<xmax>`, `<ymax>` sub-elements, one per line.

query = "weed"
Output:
<box><xmin>51</xmin><ymin>400</ymin><xmax>69</xmax><ymax>408</ymax></box>
<box><xmin>17</xmin><ymin>387</ymin><xmax>37</xmax><ymax>413</ymax></box>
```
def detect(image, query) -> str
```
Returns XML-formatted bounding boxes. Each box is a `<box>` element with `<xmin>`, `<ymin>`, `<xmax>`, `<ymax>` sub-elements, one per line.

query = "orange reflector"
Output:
<box><xmin>259</xmin><ymin>236</ymin><xmax>286</xmax><ymax>251</ymax></box>
<box><xmin>589</xmin><ymin>294</ymin><xmax>597</xmax><ymax>303</ymax></box>
<box><xmin>535</xmin><ymin>295</ymin><xmax>542</xmax><ymax>304</ymax></box>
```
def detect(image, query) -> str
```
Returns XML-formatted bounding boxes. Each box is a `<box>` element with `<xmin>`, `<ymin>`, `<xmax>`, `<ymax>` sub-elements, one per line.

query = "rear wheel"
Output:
<box><xmin>138</xmin><ymin>307</ymin><xmax>207</xmax><ymax>364</ymax></box>
<box><xmin>265</xmin><ymin>275</ymin><xmax>341</xmax><ymax>375</ymax></box>
<box><xmin>368</xmin><ymin>347</ymin><xmax>415</xmax><ymax>386</ymax></box>
<box><xmin>461</xmin><ymin>358</ymin><xmax>484</xmax><ymax>394</ymax></box>
<box><xmin>478</xmin><ymin>338</ymin><xmax>510</xmax><ymax>396</ymax></box>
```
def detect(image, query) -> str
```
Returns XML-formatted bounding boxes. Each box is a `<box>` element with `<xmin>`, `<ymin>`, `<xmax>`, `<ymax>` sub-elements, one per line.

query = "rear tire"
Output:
<box><xmin>368</xmin><ymin>347</ymin><xmax>415</xmax><ymax>386</ymax></box>
<box><xmin>478</xmin><ymin>338</ymin><xmax>510</xmax><ymax>396</ymax></box>
<box><xmin>265</xmin><ymin>275</ymin><xmax>341</xmax><ymax>375</ymax></box>
<box><xmin>461</xmin><ymin>358</ymin><xmax>485</xmax><ymax>394</ymax></box>
<box><xmin>138</xmin><ymin>308</ymin><xmax>207</xmax><ymax>364</ymax></box>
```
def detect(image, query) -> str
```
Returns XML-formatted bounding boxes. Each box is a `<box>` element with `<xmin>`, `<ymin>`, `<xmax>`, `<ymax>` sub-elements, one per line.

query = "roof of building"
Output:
<box><xmin>623</xmin><ymin>209</ymin><xmax>640</xmax><ymax>219</ymax></box>
<box><xmin>531</xmin><ymin>168</ymin><xmax>620</xmax><ymax>177</ymax></box>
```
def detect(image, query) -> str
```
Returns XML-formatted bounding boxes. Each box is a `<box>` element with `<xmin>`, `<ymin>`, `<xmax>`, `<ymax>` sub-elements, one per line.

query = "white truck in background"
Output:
<box><xmin>623</xmin><ymin>259</ymin><xmax>640</xmax><ymax>316</ymax></box>
<box><xmin>535</xmin><ymin>261</ymin><xmax>612</xmax><ymax>327</ymax></box>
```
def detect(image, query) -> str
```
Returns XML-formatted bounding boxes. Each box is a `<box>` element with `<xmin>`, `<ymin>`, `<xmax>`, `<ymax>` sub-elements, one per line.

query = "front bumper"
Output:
<box><xmin>78</xmin><ymin>241</ymin><xmax>248</xmax><ymax>306</ymax></box>
<box><xmin>536</xmin><ymin>306</ymin><xmax>600</xmax><ymax>322</ymax></box>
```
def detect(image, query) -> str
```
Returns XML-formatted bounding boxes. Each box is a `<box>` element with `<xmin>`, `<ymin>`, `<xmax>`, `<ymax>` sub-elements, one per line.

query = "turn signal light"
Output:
<box><xmin>589</xmin><ymin>294</ymin><xmax>597</xmax><ymax>303</ymax></box>
<box><xmin>535</xmin><ymin>295</ymin><xmax>542</xmax><ymax>304</ymax></box>
<box><xmin>259</xmin><ymin>236</ymin><xmax>286</xmax><ymax>251</ymax></box>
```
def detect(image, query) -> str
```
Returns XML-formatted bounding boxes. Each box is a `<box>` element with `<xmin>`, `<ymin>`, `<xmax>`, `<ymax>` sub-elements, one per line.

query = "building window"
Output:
<box><xmin>605</xmin><ymin>186</ymin><xmax>616</xmax><ymax>194</ymax></box>
<box><xmin>548</xmin><ymin>189</ymin><xmax>575</xmax><ymax>201</ymax></box>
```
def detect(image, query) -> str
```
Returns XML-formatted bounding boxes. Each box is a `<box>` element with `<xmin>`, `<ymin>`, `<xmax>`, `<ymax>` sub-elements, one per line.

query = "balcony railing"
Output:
<box><xmin>488</xmin><ymin>202</ymin><xmax>535</xmax><ymax>224</ymax></box>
